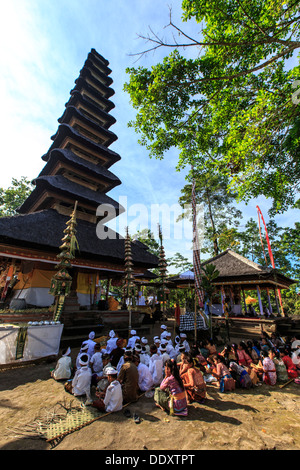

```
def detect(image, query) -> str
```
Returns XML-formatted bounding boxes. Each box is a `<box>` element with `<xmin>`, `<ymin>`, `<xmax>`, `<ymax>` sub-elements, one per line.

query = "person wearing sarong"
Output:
<box><xmin>261</xmin><ymin>350</ymin><xmax>277</xmax><ymax>385</ymax></box>
<box><xmin>270</xmin><ymin>349</ymin><xmax>288</xmax><ymax>383</ymax></box>
<box><xmin>92</xmin><ymin>367</ymin><xmax>123</xmax><ymax>412</ymax></box>
<box><xmin>154</xmin><ymin>359</ymin><xmax>188</xmax><ymax>416</ymax></box>
<box><xmin>229</xmin><ymin>362</ymin><xmax>252</xmax><ymax>389</ymax></box>
<box><xmin>236</xmin><ymin>342</ymin><xmax>252</xmax><ymax>368</ymax></box>
<box><xmin>64</xmin><ymin>354</ymin><xmax>92</xmax><ymax>404</ymax></box>
<box><xmin>280</xmin><ymin>348</ymin><xmax>299</xmax><ymax>379</ymax></box>
<box><xmin>211</xmin><ymin>354</ymin><xmax>235</xmax><ymax>392</ymax></box>
<box><xmin>180</xmin><ymin>353</ymin><xmax>206</xmax><ymax>403</ymax></box>
<box><xmin>117</xmin><ymin>351</ymin><xmax>139</xmax><ymax>403</ymax></box>
<box><xmin>51</xmin><ymin>347</ymin><xmax>73</xmax><ymax>381</ymax></box>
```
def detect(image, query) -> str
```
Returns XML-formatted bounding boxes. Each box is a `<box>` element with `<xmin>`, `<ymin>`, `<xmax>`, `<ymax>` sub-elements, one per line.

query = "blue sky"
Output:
<box><xmin>0</xmin><ymin>0</ymin><xmax>299</xmax><ymax>272</ymax></box>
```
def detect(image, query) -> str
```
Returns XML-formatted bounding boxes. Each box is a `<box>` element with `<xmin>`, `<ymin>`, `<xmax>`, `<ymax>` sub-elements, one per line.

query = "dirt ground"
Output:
<box><xmin>1</xmin><ymin>324</ymin><xmax>300</xmax><ymax>451</ymax></box>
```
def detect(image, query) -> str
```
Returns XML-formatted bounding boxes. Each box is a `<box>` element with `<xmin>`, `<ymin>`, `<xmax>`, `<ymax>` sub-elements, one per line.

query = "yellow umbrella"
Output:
<box><xmin>245</xmin><ymin>295</ymin><xmax>258</xmax><ymax>305</ymax></box>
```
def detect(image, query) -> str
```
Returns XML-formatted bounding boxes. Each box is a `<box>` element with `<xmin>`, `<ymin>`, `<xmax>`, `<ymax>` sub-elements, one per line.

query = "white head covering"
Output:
<box><xmin>141</xmin><ymin>337</ymin><xmax>148</xmax><ymax>344</ymax></box>
<box><xmin>79</xmin><ymin>353</ymin><xmax>89</xmax><ymax>366</ymax></box>
<box><xmin>109</xmin><ymin>330</ymin><xmax>116</xmax><ymax>338</ymax></box>
<box><xmin>175</xmin><ymin>336</ymin><xmax>180</xmax><ymax>344</ymax></box>
<box><xmin>80</xmin><ymin>342</ymin><xmax>89</xmax><ymax>352</ymax></box>
<box><xmin>106</xmin><ymin>367</ymin><xmax>118</xmax><ymax>376</ymax></box>
<box><xmin>89</xmin><ymin>331</ymin><xmax>96</xmax><ymax>339</ymax></box>
<box><xmin>161</xmin><ymin>325</ymin><xmax>167</xmax><ymax>330</ymax></box>
<box><xmin>160</xmin><ymin>344</ymin><xmax>167</xmax><ymax>352</ymax></box>
<box><xmin>63</xmin><ymin>347</ymin><xmax>71</xmax><ymax>357</ymax></box>
<box><xmin>180</xmin><ymin>333</ymin><xmax>187</xmax><ymax>339</ymax></box>
<box><xmin>134</xmin><ymin>344</ymin><xmax>142</xmax><ymax>352</ymax></box>
<box><xmin>166</xmin><ymin>332</ymin><xmax>171</xmax><ymax>337</ymax></box>
<box><xmin>131</xmin><ymin>330</ymin><xmax>137</xmax><ymax>335</ymax></box>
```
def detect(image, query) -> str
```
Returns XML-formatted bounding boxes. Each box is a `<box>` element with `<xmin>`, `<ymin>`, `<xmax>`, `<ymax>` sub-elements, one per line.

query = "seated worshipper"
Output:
<box><xmin>270</xmin><ymin>349</ymin><xmax>288</xmax><ymax>383</ymax></box>
<box><xmin>51</xmin><ymin>347</ymin><xmax>73</xmax><ymax>381</ymax></box>
<box><xmin>199</xmin><ymin>340</ymin><xmax>209</xmax><ymax>359</ymax></box>
<box><xmin>211</xmin><ymin>354</ymin><xmax>236</xmax><ymax>393</ymax></box>
<box><xmin>160</xmin><ymin>324</ymin><xmax>168</xmax><ymax>341</ymax></box>
<box><xmin>189</xmin><ymin>345</ymin><xmax>207</xmax><ymax>373</ymax></box>
<box><xmin>220</xmin><ymin>345</ymin><xmax>238</xmax><ymax>366</ymax></box>
<box><xmin>116</xmin><ymin>346</ymin><xmax>132</xmax><ymax>374</ymax></box>
<box><xmin>92</xmin><ymin>367</ymin><xmax>123</xmax><ymax>412</ymax></box>
<box><xmin>180</xmin><ymin>333</ymin><xmax>190</xmax><ymax>353</ymax></box>
<box><xmin>149</xmin><ymin>345</ymin><xmax>164</xmax><ymax>386</ymax></box>
<box><xmin>133</xmin><ymin>354</ymin><xmax>154</xmax><ymax>393</ymax></box>
<box><xmin>110</xmin><ymin>338</ymin><xmax>125</xmax><ymax>367</ymax></box>
<box><xmin>90</xmin><ymin>343</ymin><xmax>103</xmax><ymax>386</ymax></box>
<box><xmin>176</xmin><ymin>345</ymin><xmax>186</xmax><ymax>364</ymax></box>
<box><xmin>154</xmin><ymin>359</ymin><xmax>188</xmax><ymax>417</ymax></box>
<box><xmin>153</xmin><ymin>336</ymin><xmax>161</xmax><ymax>351</ymax></box>
<box><xmin>229</xmin><ymin>362</ymin><xmax>252</xmax><ymax>389</ymax></box>
<box><xmin>159</xmin><ymin>343</ymin><xmax>170</xmax><ymax>366</ymax></box>
<box><xmin>270</xmin><ymin>333</ymin><xmax>283</xmax><ymax>350</ymax></box>
<box><xmin>139</xmin><ymin>345</ymin><xmax>150</xmax><ymax>366</ymax></box>
<box><xmin>174</xmin><ymin>335</ymin><xmax>181</xmax><ymax>355</ymax></box>
<box><xmin>106</xmin><ymin>330</ymin><xmax>118</xmax><ymax>355</ymax></box>
<box><xmin>141</xmin><ymin>337</ymin><xmax>150</xmax><ymax>354</ymax></box>
<box><xmin>85</xmin><ymin>331</ymin><xmax>97</xmax><ymax>358</ymax></box>
<box><xmin>117</xmin><ymin>351</ymin><xmax>139</xmax><ymax>403</ymax></box>
<box><xmin>96</xmin><ymin>353</ymin><xmax>112</xmax><ymax>392</ymax></box>
<box><xmin>127</xmin><ymin>330</ymin><xmax>139</xmax><ymax>349</ymax></box>
<box><xmin>236</xmin><ymin>342</ymin><xmax>252</xmax><ymax>367</ymax></box>
<box><xmin>206</xmin><ymin>339</ymin><xmax>217</xmax><ymax>359</ymax></box>
<box><xmin>279</xmin><ymin>347</ymin><xmax>299</xmax><ymax>379</ymax></box>
<box><xmin>261</xmin><ymin>350</ymin><xmax>277</xmax><ymax>385</ymax></box>
<box><xmin>64</xmin><ymin>354</ymin><xmax>92</xmax><ymax>404</ymax></box>
<box><xmin>76</xmin><ymin>342</ymin><xmax>90</xmax><ymax>370</ymax></box>
<box><xmin>246</xmin><ymin>340</ymin><xmax>260</xmax><ymax>364</ymax></box>
<box><xmin>180</xmin><ymin>353</ymin><xmax>206</xmax><ymax>404</ymax></box>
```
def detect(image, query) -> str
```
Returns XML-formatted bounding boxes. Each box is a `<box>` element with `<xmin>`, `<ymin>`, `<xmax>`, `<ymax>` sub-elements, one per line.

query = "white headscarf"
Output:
<box><xmin>63</xmin><ymin>347</ymin><xmax>71</xmax><ymax>357</ymax></box>
<box><xmin>109</xmin><ymin>330</ymin><xmax>116</xmax><ymax>338</ymax></box>
<box><xmin>79</xmin><ymin>353</ymin><xmax>89</xmax><ymax>367</ymax></box>
<box><xmin>131</xmin><ymin>330</ymin><xmax>137</xmax><ymax>335</ymax></box>
<box><xmin>89</xmin><ymin>331</ymin><xmax>96</xmax><ymax>340</ymax></box>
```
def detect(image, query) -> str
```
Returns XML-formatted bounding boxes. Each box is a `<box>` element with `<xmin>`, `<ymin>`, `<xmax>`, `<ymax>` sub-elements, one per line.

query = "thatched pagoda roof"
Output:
<box><xmin>0</xmin><ymin>209</ymin><xmax>158</xmax><ymax>268</ymax></box>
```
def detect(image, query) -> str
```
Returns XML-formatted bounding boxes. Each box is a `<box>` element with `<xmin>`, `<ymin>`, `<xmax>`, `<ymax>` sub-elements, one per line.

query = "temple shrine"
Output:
<box><xmin>0</xmin><ymin>49</ymin><xmax>158</xmax><ymax>326</ymax></box>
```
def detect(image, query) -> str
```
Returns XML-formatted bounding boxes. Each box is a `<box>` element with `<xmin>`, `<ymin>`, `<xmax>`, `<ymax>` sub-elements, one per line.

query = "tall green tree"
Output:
<box><xmin>0</xmin><ymin>177</ymin><xmax>33</xmax><ymax>217</ymax></box>
<box><xmin>125</xmin><ymin>0</ymin><xmax>300</xmax><ymax>215</ymax></box>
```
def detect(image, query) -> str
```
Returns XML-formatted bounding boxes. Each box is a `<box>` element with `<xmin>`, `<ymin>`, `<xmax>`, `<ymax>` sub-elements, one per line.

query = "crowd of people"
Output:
<box><xmin>50</xmin><ymin>326</ymin><xmax>300</xmax><ymax>418</ymax></box>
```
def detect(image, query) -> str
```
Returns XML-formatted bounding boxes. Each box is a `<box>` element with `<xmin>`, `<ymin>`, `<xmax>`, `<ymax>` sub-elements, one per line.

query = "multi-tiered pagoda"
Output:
<box><xmin>0</xmin><ymin>49</ymin><xmax>158</xmax><ymax>317</ymax></box>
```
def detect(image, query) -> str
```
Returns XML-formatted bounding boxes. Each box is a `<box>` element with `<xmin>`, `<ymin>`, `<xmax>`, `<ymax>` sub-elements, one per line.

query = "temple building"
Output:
<box><xmin>0</xmin><ymin>49</ymin><xmax>158</xmax><ymax>317</ymax></box>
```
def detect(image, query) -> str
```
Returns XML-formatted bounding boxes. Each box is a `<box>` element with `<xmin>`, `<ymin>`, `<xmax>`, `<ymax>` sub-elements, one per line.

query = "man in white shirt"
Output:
<box><xmin>133</xmin><ymin>355</ymin><xmax>154</xmax><ymax>392</ymax></box>
<box><xmin>149</xmin><ymin>345</ymin><xmax>163</xmax><ymax>386</ymax></box>
<box><xmin>92</xmin><ymin>367</ymin><xmax>123</xmax><ymax>412</ymax></box>
<box><xmin>64</xmin><ymin>353</ymin><xmax>92</xmax><ymax>404</ymax></box>
<box><xmin>51</xmin><ymin>347</ymin><xmax>72</xmax><ymax>381</ymax></box>
<box><xmin>127</xmin><ymin>330</ymin><xmax>139</xmax><ymax>349</ymax></box>
<box><xmin>106</xmin><ymin>330</ymin><xmax>118</xmax><ymax>354</ymax></box>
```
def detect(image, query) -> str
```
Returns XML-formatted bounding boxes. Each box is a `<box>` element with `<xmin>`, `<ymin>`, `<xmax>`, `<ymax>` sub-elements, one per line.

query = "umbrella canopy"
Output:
<box><xmin>245</xmin><ymin>295</ymin><xmax>258</xmax><ymax>305</ymax></box>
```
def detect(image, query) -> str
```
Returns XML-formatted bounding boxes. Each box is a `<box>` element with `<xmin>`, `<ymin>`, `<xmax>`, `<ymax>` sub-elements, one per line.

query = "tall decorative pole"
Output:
<box><xmin>49</xmin><ymin>201</ymin><xmax>79</xmax><ymax>322</ymax></box>
<box><xmin>158</xmin><ymin>224</ymin><xmax>168</xmax><ymax>321</ymax></box>
<box><xmin>123</xmin><ymin>227</ymin><xmax>136</xmax><ymax>335</ymax></box>
<box><xmin>191</xmin><ymin>171</ymin><xmax>206</xmax><ymax>342</ymax></box>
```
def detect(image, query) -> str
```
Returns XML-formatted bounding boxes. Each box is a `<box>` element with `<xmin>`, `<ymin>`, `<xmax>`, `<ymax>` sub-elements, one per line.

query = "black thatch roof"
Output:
<box><xmin>0</xmin><ymin>209</ymin><xmax>158</xmax><ymax>268</ymax></box>
<box><xmin>57</xmin><ymin>106</ymin><xmax>118</xmax><ymax>147</ymax></box>
<box><xmin>42</xmin><ymin>124</ymin><xmax>121</xmax><ymax>167</ymax></box>
<box><xmin>72</xmin><ymin>79</ymin><xmax>115</xmax><ymax>113</ymax></box>
<box><xmin>18</xmin><ymin>175</ymin><xmax>123</xmax><ymax>215</ymax></box>
<box><xmin>65</xmin><ymin>91</ymin><xmax>116</xmax><ymax>129</ymax></box>
<box><xmin>89</xmin><ymin>49</ymin><xmax>112</xmax><ymax>73</ymax></box>
<box><xmin>83</xmin><ymin>58</ymin><xmax>113</xmax><ymax>87</ymax></box>
<box><xmin>168</xmin><ymin>249</ymin><xmax>296</xmax><ymax>289</ymax></box>
<box><xmin>38</xmin><ymin>148</ymin><xmax>121</xmax><ymax>190</ymax></box>
<box><xmin>77</xmin><ymin>67</ymin><xmax>115</xmax><ymax>99</ymax></box>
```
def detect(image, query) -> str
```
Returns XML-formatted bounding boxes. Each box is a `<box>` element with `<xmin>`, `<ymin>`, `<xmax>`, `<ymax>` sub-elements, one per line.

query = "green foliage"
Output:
<box><xmin>125</xmin><ymin>0</ymin><xmax>300</xmax><ymax>214</ymax></box>
<box><xmin>0</xmin><ymin>177</ymin><xmax>33</xmax><ymax>217</ymax></box>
